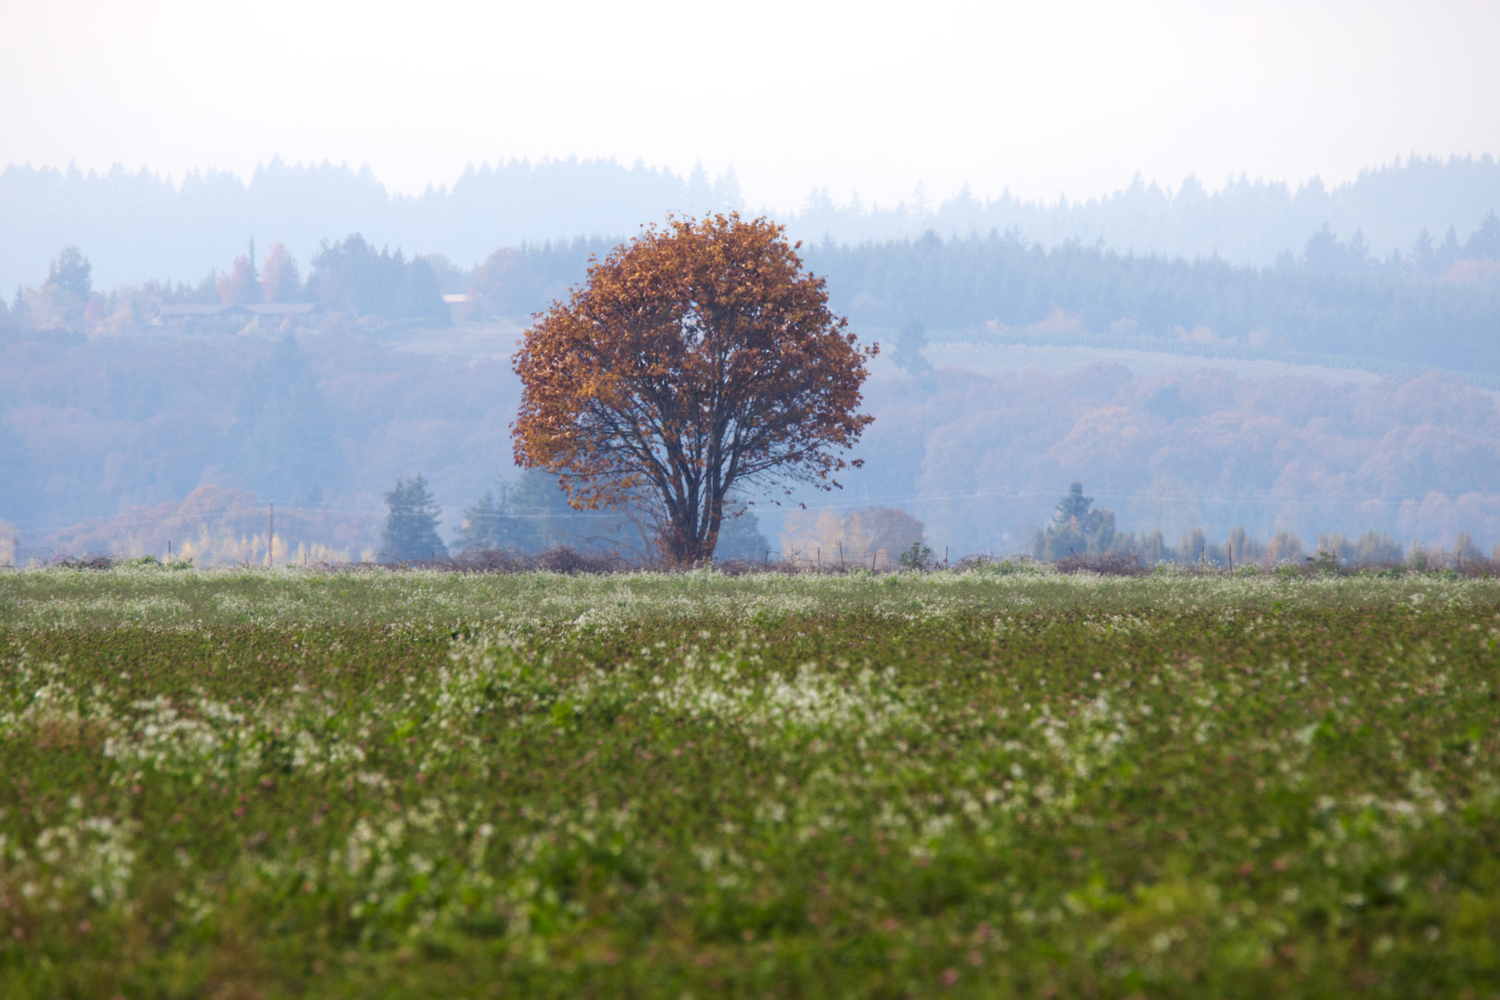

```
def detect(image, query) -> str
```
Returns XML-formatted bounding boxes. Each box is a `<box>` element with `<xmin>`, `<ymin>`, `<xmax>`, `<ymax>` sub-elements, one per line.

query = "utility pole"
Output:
<box><xmin>268</xmin><ymin>502</ymin><xmax>274</xmax><ymax>568</ymax></box>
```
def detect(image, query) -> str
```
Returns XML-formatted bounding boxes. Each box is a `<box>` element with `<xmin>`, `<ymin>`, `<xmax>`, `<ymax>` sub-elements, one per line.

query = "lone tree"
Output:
<box><xmin>379</xmin><ymin>473</ymin><xmax>448</xmax><ymax>562</ymax></box>
<box><xmin>512</xmin><ymin>213</ymin><xmax>876</xmax><ymax>565</ymax></box>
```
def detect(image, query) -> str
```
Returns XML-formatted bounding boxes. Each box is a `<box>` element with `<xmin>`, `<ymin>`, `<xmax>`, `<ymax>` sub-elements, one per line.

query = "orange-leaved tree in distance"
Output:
<box><xmin>511</xmin><ymin>213</ymin><xmax>877</xmax><ymax>566</ymax></box>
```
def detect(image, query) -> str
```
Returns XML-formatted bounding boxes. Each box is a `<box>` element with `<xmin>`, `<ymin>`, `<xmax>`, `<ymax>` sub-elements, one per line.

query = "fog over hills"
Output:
<box><xmin>3</xmin><ymin>153</ymin><xmax>1500</xmax><ymax>564</ymax></box>
<box><xmin>4</xmin><ymin>153</ymin><xmax>1499</xmax><ymax>293</ymax></box>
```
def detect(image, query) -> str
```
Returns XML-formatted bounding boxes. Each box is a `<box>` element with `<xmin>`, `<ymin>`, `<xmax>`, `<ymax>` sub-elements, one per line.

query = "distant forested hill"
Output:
<box><xmin>0</xmin><ymin>157</ymin><xmax>745</xmax><ymax>293</ymax></box>
<box><xmin>802</xmin><ymin>228</ymin><xmax>1500</xmax><ymax>378</ymax></box>
<box><xmin>460</xmin><ymin>228</ymin><xmax>1500</xmax><ymax>379</ymax></box>
<box><xmin>4</xmin><ymin>153</ymin><xmax>1499</xmax><ymax>292</ymax></box>
<box><xmin>4</xmin><ymin>154</ymin><xmax>1500</xmax><ymax>556</ymax></box>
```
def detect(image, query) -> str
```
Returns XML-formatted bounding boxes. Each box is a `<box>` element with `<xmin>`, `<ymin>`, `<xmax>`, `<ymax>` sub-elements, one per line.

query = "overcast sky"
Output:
<box><xmin>3</xmin><ymin>0</ymin><xmax>1497</xmax><ymax>212</ymax></box>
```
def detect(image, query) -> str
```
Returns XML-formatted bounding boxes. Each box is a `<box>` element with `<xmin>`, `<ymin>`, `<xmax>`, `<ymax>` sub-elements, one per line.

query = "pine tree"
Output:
<box><xmin>1054</xmin><ymin>482</ymin><xmax>1093</xmax><ymax>523</ymax></box>
<box><xmin>893</xmin><ymin>316</ymin><xmax>932</xmax><ymax>374</ymax></box>
<box><xmin>1465</xmin><ymin>209</ymin><xmax>1500</xmax><ymax>261</ymax></box>
<box><xmin>712</xmin><ymin>494</ymin><xmax>770</xmax><ymax>560</ymax></box>
<box><xmin>1036</xmin><ymin>482</ymin><xmax>1117</xmax><ymax>560</ymax></box>
<box><xmin>44</xmin><ymin>246</ymin><xmax>92</xmax><ymax>302</ymax></box>
<box><xmin>379</xmin><ymin>473</ymin><xmax>448</xmax><ymax>562</ymax></box>
<box><xmin>455</xmin><ymin>479</ymin><xmax>531</xmax><ymax>552</ymax></box>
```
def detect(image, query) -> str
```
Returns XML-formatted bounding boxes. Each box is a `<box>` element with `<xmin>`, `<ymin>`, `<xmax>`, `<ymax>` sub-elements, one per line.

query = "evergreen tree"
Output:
<box><xmin>229</xmin><ymin>334</ymin><xmax>343</xmax><ymax>501</ymax></box>
<box><xmin>308</xmin><ymin>234</ymin><xmax>448</xmax><ymax>321</ymax></box>
<box><xmin>1465</xmin><ymin>209</ymin><xmax>1500</xmax><ymax>260</ymax></box>
<box><xmin>260</xmin><ymin>242</ymin><xmax>304</xmax><ymax>303</ymax></box>
<box><xmin>0</xmin><ymin>418</ymin><xmax>35</xmax><ymax>523</ymax></box>
<box><xmin>218</xmin><ymin>239</ymin><xmax>261</xmax><ymax>304</ymax></box>
<box><xmin>379</xmin><ymin>473</ymin><xmax>448</xmax><ymax>562</ymax></box>
<box><xmin>44</xmin><ymin>246</ymin><xmax>92</xmax><ymax>302</ymax></box>
<box><xmin>509</xmin><ymin>468</ymin><xmax>603</xmax><ymax>551</ymax></box>
<box><xmin>892</xmin><ymin>316</ymin><xmax>932</xmax><ymax>373</ymax></box>
<box><xmin>455</xmin><ymin>479</ymin><xmax>534</xmax><ymax>551</ymax></box>
<box><xmin>711</xmin><ymin>494</ymin><xmax>771</xmax><ymax>561</ymax></box>
<box><xmin>1036</xmin><ymin>482</ymin><xmax>1118</xmax><ymax>560</ymax></box>
<box><xmin>1054</xmin><ymin>482</ymin><xmax>1093</xmax><ymax>523</ymax></box>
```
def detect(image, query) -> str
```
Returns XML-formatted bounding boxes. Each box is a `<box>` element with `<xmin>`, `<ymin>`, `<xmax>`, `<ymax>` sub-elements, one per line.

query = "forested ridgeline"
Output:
<box><xmin>802</xmin><ymin>227</ymin><xmax>1500</xmax><ymax>378</ymax></box>
<box><xmin>459</xmin><ymin>226</ymin><xmax>1500</xmax><ymax>379</ymax></box>
<box><xmin>0</xmin><ymin>157</ymin><xmax>745</xmax><ymax>293</ymax></box>
<box><xmin>4</xmin><ymin>152</ymin><xmax>1499</xmax><ymax>291</ymax></box>
<box><xmin>9</xmin><ymin>225</ymin><xmax>1499</xmax><ymax>383</ymax></box>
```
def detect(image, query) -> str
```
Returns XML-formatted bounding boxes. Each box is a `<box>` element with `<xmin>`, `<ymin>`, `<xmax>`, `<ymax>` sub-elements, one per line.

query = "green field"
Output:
<box><xmin>2</xmin><ymin>565</ymin><xmax>1498</xmax><ymax>998</ymax></box>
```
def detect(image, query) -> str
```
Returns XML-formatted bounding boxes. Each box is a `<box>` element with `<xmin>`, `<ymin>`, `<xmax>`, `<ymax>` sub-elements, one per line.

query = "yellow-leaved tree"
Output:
<box><xmin>511</xmin><ymin>213</ymin><xmax>876</xmax><ymax>566</ymax></box>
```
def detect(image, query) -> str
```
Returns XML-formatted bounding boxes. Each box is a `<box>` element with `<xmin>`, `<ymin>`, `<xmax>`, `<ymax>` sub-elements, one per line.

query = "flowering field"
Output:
<box><xmin>2</xmin><ymin>566</ymin><xmax>1498</xmax><ymax>998</ymax></box>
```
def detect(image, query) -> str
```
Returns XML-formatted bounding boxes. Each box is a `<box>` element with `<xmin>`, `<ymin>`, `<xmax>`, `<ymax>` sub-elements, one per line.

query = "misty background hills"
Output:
<box><xmin>2</xmin><ymin>153</ymin><xmax>1500</xmax><ymax>564</ymax></box>
<box><xmin>5</xmin><ymin>153</ymin><xmax>1500</xmax><ymax>293</ymax></box>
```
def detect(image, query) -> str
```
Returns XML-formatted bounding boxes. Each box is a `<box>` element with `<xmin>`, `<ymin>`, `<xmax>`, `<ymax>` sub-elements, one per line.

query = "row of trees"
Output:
<box><xmin>4</xmin><ymin>235</ymin><xmax>448</xmax><ymax>333</ymax></box>
<box><xmin>1030</xmin><ymin>482</ymin><xmax>1483</xmax><ymax>568</ymax></box>
<box><xmin>7</xmin><ymin>154</ymin><xmax>1497</xmax><ymax>288</ymax></box>
<box><xmin>204</xmin><ymin>234</ymin><xmax>447</xmax><ymax>321</ymax></box>
<box><xmin>1298</xmin><ymin>214</ymin><xmax>1500</xmax><ymax>279</ymax></box>
<box><xmin>803</xmin><ymin>225</ymin><xmax>1500</xmax><ymax>377</ymax></box>
<box><xmin>377</xmin><ymin>471</ymin><xmax>771</xmax><ymax>563</ymax></box>
<box><xmin>10</xmin><ymin>211</ymin><xmax>1499</xmax><ymax>378</ymax></box>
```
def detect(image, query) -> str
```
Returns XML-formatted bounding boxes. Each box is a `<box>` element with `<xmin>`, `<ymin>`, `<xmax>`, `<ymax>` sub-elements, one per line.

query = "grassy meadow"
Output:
<box><xmin>1</xmin><ymin>564</ymin><xmax>1498</xmax><ymax>998</ymax></box>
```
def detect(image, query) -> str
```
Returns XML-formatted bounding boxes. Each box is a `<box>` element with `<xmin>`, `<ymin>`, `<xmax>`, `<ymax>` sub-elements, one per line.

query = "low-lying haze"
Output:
<box><xmin>3</xmin><ymin>1</ymin><xmax>1497</xmax><ymax>213</ymax></box>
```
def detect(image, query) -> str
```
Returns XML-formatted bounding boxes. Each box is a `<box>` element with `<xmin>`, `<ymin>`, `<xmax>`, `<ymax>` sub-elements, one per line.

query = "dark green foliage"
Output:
<box><xmin>507</xmin><ymin>468</ymin><xmax>641</xmax><ymax>556</ymax></box>
<box><xmin>227</xmin><ymin>334</ymin><xmax>343</xmax><ymax>503</ymax></box>
<box><xmin>0</xmin><ymin>415</ymin><xmax>34</xmax><ymax>523</ymax></box>
<box><xmin>898</xmin><ymin>540</ymin><xmax>936</xmax><ymax>569</ymax></box>
<box><xmin>802</xmin><ymin>234</ymin><xmax>1500</xmax><ymax>376</ymax></box>
<box><xmin>1036</xmin><ymin>482</ymin><xmax>1119</xmax><ymax>559</ymax></box>
<box><xmin>454</xmin><ymin>480</ymin><xmax>530</xmax><ymax>552</ymax></box>
<box><xmin>308</xmin><ymin>234</ymin><xmax>448</xmax><ymax>323</ymax></box>
<box><xmin>1055</xmin><ymin>481</ymin><xmax>1093</xmax><ymax>522</ymax></box>
<box><xmin>43</xmin><ymin>245</ymin><xmax>92</xmax><ymax>302</ymax></box>
<box><xmin>1465</xmin><ymin>209</ymin><xmax>1500</xmax><ymax>261</ymax></box>
<box><xmin>711</xmin><ymin>497</ymin><xmax>770</xmax><ymax>561</ymax></box>
<box><xmin>892</xmin><ymin>316</ymin><xmax>932</xmax><ymax>374</ymax></box>
<box><xmin>379</xmin><ymin>473</ymin><xmax>448</xmax><ymax>561</ymax></box>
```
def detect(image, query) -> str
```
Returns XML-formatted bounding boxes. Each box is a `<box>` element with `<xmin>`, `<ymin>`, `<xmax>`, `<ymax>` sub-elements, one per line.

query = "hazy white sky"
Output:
<box><xmin>3</xmin><ymin>0</ymin><xmax>1497</xmax><ymax>212</ymax></box>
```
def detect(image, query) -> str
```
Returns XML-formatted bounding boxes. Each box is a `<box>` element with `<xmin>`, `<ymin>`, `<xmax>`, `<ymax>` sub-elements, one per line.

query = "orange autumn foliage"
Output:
<box><xmin>511</xmin><ymin>213</ymin><xmax>877</xmax><ymax>565</ymax></box>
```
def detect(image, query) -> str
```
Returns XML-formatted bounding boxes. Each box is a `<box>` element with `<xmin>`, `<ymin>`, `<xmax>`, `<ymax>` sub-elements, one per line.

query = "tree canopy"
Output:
<box><xmin>512</xmin><ymin>213</ymin><xmax>876</xmax><ymax>565</ymax></box>
<box><xmin>378</xmin><ymin>474</ymin><xmax>447</xmax><ymax>562</ymax></box>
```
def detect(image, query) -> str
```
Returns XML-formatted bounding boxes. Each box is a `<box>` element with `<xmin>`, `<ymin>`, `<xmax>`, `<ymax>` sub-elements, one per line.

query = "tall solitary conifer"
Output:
<box><xmin>379</xmin><ymin>474</ymin><xmax>447</xmax><ymax>562</ymax></box>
